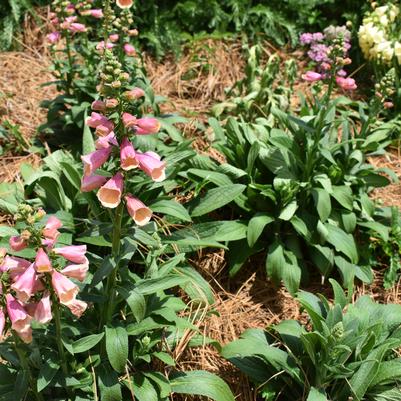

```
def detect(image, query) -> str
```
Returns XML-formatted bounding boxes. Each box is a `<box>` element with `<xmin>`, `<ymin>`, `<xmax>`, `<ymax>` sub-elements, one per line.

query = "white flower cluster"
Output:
<box><xmin>358</xmin><ymin>4</ymin><xmax>401</xmax><ymax>64</ymax></box>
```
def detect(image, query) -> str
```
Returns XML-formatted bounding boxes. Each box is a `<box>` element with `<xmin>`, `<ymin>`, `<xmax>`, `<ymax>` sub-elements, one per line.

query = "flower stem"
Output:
<box><xmin>13</xmin><ymin>334</ymin><xmax>44</xmax><ymax>401</ymax></box>
<box><xmin>65</xmin><ymin>32</ymin><xmax>74</xmax><ymax>95</ymax></box>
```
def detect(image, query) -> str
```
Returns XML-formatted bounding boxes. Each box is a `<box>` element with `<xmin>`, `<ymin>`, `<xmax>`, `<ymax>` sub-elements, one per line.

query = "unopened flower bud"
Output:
<box><xmin>141</xmin><ymin>336</ymin><xmax>150</xmax><ymax>347</ymax></box>
<box><xmin>343</xmin><ymin>58</ymin><xmax>352</xmax><ymax>65</ymax></box>
<box><xmin>384</xmin><ymin>101</ymin><xmax>394</xmax><ymax>109</ymax></box>
<box><xmin>123</xmin><ymin>87</ymin><xmax>145</xmax><ymax>101</ymax></box>
<box><xmin>21</xmin><ymin>230</ymin><xmax>31</xmax><ymax>241</ymax></box>
<box><xmin>36</xmin><ymin>209</ymin><xmax>46</xmax><ymax>220</ymax></box>
<box><xmin>91</xmin><ymin>100</ymin><xmax>106</xmax><ymax>111</ymax></box>
<box><xmin>105</xmin><ymin>98</ymin><xmax>119</xmax><ymax>108</ymax></box>
<box><xmin>111</xmin><ymin>81</ymin><xmax>121</xmax><ymax>88</ymax></box>
<box><xmin>128</xmin><ymin>29</ymin><xmax>139</xmax><ymax>36</ymax></box>
<box><xmin>113</xmin><ymin>68</ymin><xmax>122</xmax><ymax>75</ymax></box>
<box><xmin>119</xmin><ymin>72</ymin><xmax>130</xmax><ymax>81</ymax></box>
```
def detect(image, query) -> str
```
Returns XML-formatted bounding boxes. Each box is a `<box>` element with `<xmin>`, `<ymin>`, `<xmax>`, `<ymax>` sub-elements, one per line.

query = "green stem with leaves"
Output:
<box><xmin>13</xmin><ymin>334</ymin><xmax>44</xmax><ymax>401</ymax></box>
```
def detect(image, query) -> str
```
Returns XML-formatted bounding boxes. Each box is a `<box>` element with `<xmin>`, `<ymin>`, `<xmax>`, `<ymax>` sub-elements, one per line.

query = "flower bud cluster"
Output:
<box><xmin>0</xmin><ymin>207</ymin><xmax>88</xmax><ymax>343</ymax></box>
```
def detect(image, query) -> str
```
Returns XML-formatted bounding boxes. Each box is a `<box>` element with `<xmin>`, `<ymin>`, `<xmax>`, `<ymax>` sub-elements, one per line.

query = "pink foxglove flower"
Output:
<box><xmin>301</xmin><ymin>71</ymin><xmax>322</xmax><ymax>82</ymax></box>
<box><xmin>51</xmin><ymin>271</ymin><xmax>78</xmax><ymax>305</ymax></box>
<box><xmin>122</xmin><ymin>112</ymin><xmax>137</xmax><ymax>128</ymax></box>
<box><xmin>109</xmin><ymin>34</ymin><xmax>119</xmax><ymax>42</ymax></box>
<box><xmin>90</xmin><ymin>9</ymin><xmax>103</xmax><ymax>18</ymax></box>
<box><xmin>66</xmin><ymin>298</ymin><xmax>87</xmax><ymax>318</ymax></box>
<box><xmin>96</xmin><ymin>41</ymin><xmax>115</xmax><ymax>51</ymax></box>
<box><xmin>95</xmin><ymin>132</ymin><xmax>118</xmax><ymax>149</ymax></box>
<box><xmin>120</xmin><ymin>138</ymin><xmax>139</xmax><ymax>171</ymax></box>
<box><xmin>54</xmin><ymin>245</ymin><xmax>87</xmax><ymax>264</ymax></box>
<box><xmin>43</xmin><ymin>216</ymin><xmax>62</xmax><ymax>240</ymax></box>
<box><xmin>0</xmin><ymin>308</ymin><xmax>4</xmax><ymax>341</ymax></box>
<box><xmin>69</xmin><ymin>23</ymin><xmax>87</xmax><ymax>33</ymax></box>
<box><xmin>336</xmin><ymin>77</ymin><xmax>357</xmax><ymax>90</ymax></box>
<box><xmin>116</xmin><ymin>0</ymin><xmax>133</xmax><ymax>9</ymax></box>
<box><xmin>9</xmin><ymin>236</ymin><xmax>27</xmax><ymax>252</ymax></box>
<box><xmin>91</xmin><ymin>100</ymin><xmax>106</xmax><ymax>112</ymax></box>
<box><xmin>81</xmin><ymin>174</ymin><xmax>108</xmax><ymax>192</ymax></box>
<box><xmin>81</xmin><ymin>147</ymin><xmax>112</xmax><ymax>176</ymax></box>
<box><xmin>128</xmin><ymin>29</ymin><xmax>139</xmax><ymax>37</ymax></box>
<box><xmin>124</xmin><ymin>88</ymin><xmax>145</xmax><ymax>101</ymax></box>
<box><xmin>97</xmin><ymin>172</ymin><xmax>124</xmax><ymax>208</ymax></box>
<box><xmin>125</xmin><ymin>196</ymin><xmax>152</xmax><ymax>226</ymax></box>
<box><xmin>61</xmin><ymin>259</ymin><xmax>89</xmax><ymax>282</ymax></box>
<box><xmin>47</xmin><ymin>31</ymin><xmax>61</xmax><ymax>43</ymax></box>
<box><xmin>123</xmin><ymin>43</ymin><xmax>136</xmax><ymax>57</ymax></box>
<box><xmin>135</xmin><ymin>117</ymin><xmax>161</xmax><ymax>135</ymax></box>
<box><xmin>35</xmin><ymin>248</ymin><xmax>53</xmax><ymax>273</ymax></box>
<box><xmin>34</xmin><ymin>292</ymin><xmax>52</xmax><ymax>324</ymax></box>
<box><xmin>1</xmin><ymin>256</ymin><xmax>30</xmax><ymax>279</ymax></box>
<box><xmin>137</xmin><ymin>151</ymin><xmax>166</xmax><ymax>182</ymax></box>
<box><xmin>6</xmin><ymin>294</ymin><xmax>32</xmax><ymax>343</ymax></box>
<box><xmin>86</xmin><ymin>112</ymin><xmax>114</xmax><ymax>132</ymax></box>
<box><xmin>11</xmin><ymin>264</ymin><xmax>37</xmax><ymax>303</ymax></box>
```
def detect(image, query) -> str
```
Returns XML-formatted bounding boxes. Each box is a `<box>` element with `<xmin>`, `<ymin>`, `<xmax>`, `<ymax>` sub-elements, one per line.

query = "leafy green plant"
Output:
<box><xmin>222</xmin><ymin>283</ymin><xmax>401</xmax><ymax>401</ymax></box>
<box><xmin>0</xmin><ymin>120</ymin><xmax>32</xmax><ymax>156</ymax></box>
<box><xmin>212</xmin><ymin>46</ymin><xmax>297</xmax><ymax>123</ymax></box>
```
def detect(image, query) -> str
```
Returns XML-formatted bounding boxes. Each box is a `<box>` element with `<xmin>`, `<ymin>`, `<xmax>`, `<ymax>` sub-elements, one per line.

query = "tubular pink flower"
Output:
<box><xmin>47</xmin><ymin>31</ymin><xmax>61</xmax><ymax>43</ymax></box>
<box><xmin>66</xmin><ymin>298</ymin><xmax>87</xmax><ymax>318</ymax></box>
<box><xmin>91</xmin><ymin>100</ymin><xmax>106</xmax><ymax>112</ymax></box>
<box><xmin>96</xmin><ymin>41</ymin><xmax>115</xmax><ymax>51</ymax></box>
<box><xmin>125</xmin><ymin>88</ymin><xmax>145</xmax><ymax>100</ymax></box>
<box><xmin>120</xmin><ymin>138</ymin><xmax>139</xmax><ymax>171</ymax></box>
<box><xmin>43</xmin><ymin>216</ymin><xmax>62</xmax><ymax>240</ymax></box>
<box><xmin>53</xmin><ymin>245</ymin><xmax>87</xmax><ymax>264</ymax></box>
<box><xmin>86</xmin><ymin>112</ymin><xmax>114</xmax><ymax>132</ymax></box>
<box><xmin>1</xmin><ymin>255</ymin><xmax>30</xmax><ymax>279</ymax></box>
<box><xmin>116</xmin><ymin>0</ymin><xmax>133</xmax><ymax>9</ymax></box>
<box><xmin>97</xmin><ymin>172</ymin><xmax>124</xmax><ymax>208</ymax></box>
<box><xmin>81</xmin><ymin>174</ymin><xmax>108</xmax><ymax>192</ymax></box>
<box><xmin>0</xmin><ymin>308</ymin><xmax>5</xmax><ymax>341</ymax></box>
<box><xmin>69</xmin><ymin>23</ymin><xmax>87</xmax><ymax>33</ymax></box>
<box><xmin>81</xmin><ymin>147</ymin><xmax>112</xmax><ymax>176</ymax></box>
<box><xmin>137</xmin><ymin>151</ymin><xmax>166</xmax><ymax>182</ymax></box>
<box><xmin>51</xmin><ymin>271</ymin><xmax>78</xmax><ymax>305</ymax></box>
<box><xmin>34</xmin><ymin>292</ymin><xmax>52</xmax><ymax>324</ymax></box>
<box><xmin>35</xmin><ymin>248</ymin><xmax>53</xmax><ymax>273</ymax></box>
<box><xmin>95</xmin><ymin>132</ymin><xmax>118</xmax><ymax>149</ymax></box>
<box><xmin>6</xmin><ymin>294</ymin><xmax>32</xmax><ymax>343</ymax></box>
<box><xmin>65</xmin><ymin>16</ymin><xmax>77</xmax><ymax>23</ymax></box>
<box><xmin>301</xmin><ymin>71</ymin><xmax>322</xmax><ymax>82</ymax></box>
<box><xmin>125</xmin><ymin>195</ymin><xmax>152</xmax><ymax>226</ymax></box>
<box><xmin>122</xmin><ymin>112</ymin><xmax>137</xmax><ymax>128</ymax></box>
<box><xmin>336</xmin><ymin>77</ymin><xmax>357</xmax><ymax>90</ymax></box>
<box><xmin>123</xmin><ymin>43</ymin><xmax>136</xmax><ymax>57</ymax></box>
<box><xmin>135</xmin><ymin>117</ymin><xmax>161</xmax><ymax>135</ymax></box>
<box><xmin>61</xmin><ymin>258</ymin><xmax>89</xmax><ymax>282</ymax></box>
<box><xmin>9</xmin><ymin>236</ymin><xmax>27</xmax><ymax>252</ymax></box>
<box><xmin>11</xmin><ymin>264</ymin><xmax>37</xmax><ymax>303</ymax></box>
<box><xmin>90</xmin><ymin>9</ymin><xmax>103</xmax><ymax>18</ymax></box>
<box><xmin>109</xmin><ymin>34</ymin><xmax>119</xmax><ymax>42</ymax></box>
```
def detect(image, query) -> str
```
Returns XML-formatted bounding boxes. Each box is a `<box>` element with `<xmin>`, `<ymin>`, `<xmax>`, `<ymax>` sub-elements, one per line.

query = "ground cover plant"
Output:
<box><xmin>1</xmin><ymin>0</ymin><xmax>401</xmax><ymax>400</ymax></box>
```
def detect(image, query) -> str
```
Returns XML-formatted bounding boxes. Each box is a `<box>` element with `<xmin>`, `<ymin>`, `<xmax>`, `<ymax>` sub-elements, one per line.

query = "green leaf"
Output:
<box><xmin>82</xmin><ymin>110</ymin><xmax>95</xmax><ymax>155</ymax></box>
<box><xmin>98</xmin><ymin>365</ymin><xmax>122</xmax><ymax>401</ymax></box>
<box><xmin>312</xmin><ymin>188</ymin><xmax>331</xmax><ymax>221</ymax></box>
<box><xmin>76</xmin><ymin>236</ymin><xmax>112</xmax><ymax>247</ymax></box>
<box><xmin>37</xmin><ymin>357</ymin><xmax>59</xmax><ymax>392</ymax></box>
<box><xmin>105</xmin><ymin>326</ymin><xmax>129</xmax><ymax>373</ymax></box>
<box><xmin>307</xmin><ymin>387</ymin><xmax>327</xmax><ymax>401</ymax></box>
<box><xmin>190</xmin><ymin>184</ymin><xmax>246</xmax><ymax>217</ymax></box>
<box><xmin>118</xmin><ymin>287</ymin><xmax>146</xmax><ymax>322</ymax></box>
<box><xmin>170</xmin><ymin>371</ymin><xmax>234</xmax><ymax>401</ymax></box>
<box><xmin>279</xmin><ymin>201</ymin><xmax>298</xmax><ymax>221</ymax></box>
<box><xmin>72</xmin><ymin>333</ymin><xmax>104</xmax><ymax>353</ymax></box>
<box><xmin>153</xmin><ymin>352</ymin><xmax>176</xmax><ymax>367</ymax></box>
<box><xmin>266</xmin><ymin>241</ymin><xmax>286</xmax><ymax>285</ymax></box>
<box><xmin>247</xmin><ymin>213</ymin><xmax>274</xmax><ymax>247</ymax></box>
<box><xmin>331</xmin><ymin>185</ymin><xmax>353</xmax><ymax>211</ymax></box>
<box><xmin>329</xmin><ymin>279</ymin><xmax>349</xmax><ymax>308</ymax></box>
<box><xmin>150</xmin><ymin>199</ymin><xmax>191</xmax><ymax>222</ymax></box>
<box><xmin>325</xmin><ymin>224</ymin><xmax>358</xmax><ymax>263</ymax></box>
<box><xmin>135</xmin><ymin>276</ymin><xmax>188</xmax><ymax>295</ymax></box>
<box><xmin>131</xmin><ymin>374</ymin><xmax>159</xmax><ymax>401</ymax></box>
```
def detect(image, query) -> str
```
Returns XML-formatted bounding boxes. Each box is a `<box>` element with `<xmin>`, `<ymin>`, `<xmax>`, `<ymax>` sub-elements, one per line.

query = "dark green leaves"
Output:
<box><xmin>105</xmin><ymin>327</ymin><xmax>129</xmax><ymax>373</ymax></box>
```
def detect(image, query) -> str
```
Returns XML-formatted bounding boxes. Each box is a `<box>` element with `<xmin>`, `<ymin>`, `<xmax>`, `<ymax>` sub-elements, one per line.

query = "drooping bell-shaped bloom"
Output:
<box><xmin>11</xmin><ymin>264</ymin><xmax>37</xmax><ymax>303</ymax></box>
<box><xmin>123</xmin><ymin>43</ymin><xmax>136</xmax><ymax>57</ymax></box>
<box><xmin>81</xmin><ymin>174</ymin><xmax>108</xmax><ymax>192</ymax></box>
<box><xmin>125</xmin><ymin>195</ymin><xmax>152</xmax><ymax>226</ymax></box>
<box><xmin>109</xmin><ymin>34</ymin><xmax>119</xmax><ymax>42</ymax></box>
<box><xmin>128</xmin><ymin>29</ymin><xmax>139</xmax><ymax>37</ymax></box>
<box><xmin>96</xmin><ymin>41</ymin><xmax>115</xmax><ymax>52</ymax></box>
<box><xmin>95</xmin><ymin>131</ymin><xmax>118</xmax><ymax>150</ymax></box>
<box><xmin>91</xmin><ymin>100</ymin><xmax>106</xmax><ymax>112</ymax></box>
<box><xmin>336</xmin><ymin>76</ymin><xmax>357</xmax><ymax>90</ymax></box>
<box><xmin>9</xmin><ymin>236</ymin><xmax>27</xmax><ymax>252</ymax></box>
<box><xmin>54</xmin><ymin>245</ymin><xmax>87</xmax><ymax>264</ymax></box>
<box><xmin>122</xmin><ymin>112</ymin><xmax>137</xmax><ymax>128</ymax></box>
<box><xmin>120</xmin><ymin>138</ymin><xmax>139</xmax><ymax>171</ymax></box>
<box><xmin>116</xmin><ymin>0</ymin><xmax>133</xmax><ymax>9</ymax></box>
<box><xmin>66</xmin><ymin>298</ymin><xmax>87</xmax><ymax>318</ymax></box>
<box><xmin>123</xmin><ymin>88</ymin><xmax>145</xmax><ymax>101</ymax></box>
<box><xmin>69</xmin><ymin>23</ymin><xmax>87</xmax><ymax>33</ymax></box>
<box><xmin>1</xmin><ymin>255</ymin><xmax>30</xmax><ymax>279</ymax></box>
<box><xmin>6</xmin><ymin>294</ymin><xmax>32</xmax><ymax>343</ymax></box>
<box><xmin>86</xmin><ymin>112</ymin><xmax>114</xmax><ymax>132</ymax></box>
<box><xmin>90</xmin><ymin>9</ymin><xmax>103</xmax><ymax>18</ymax></box>
<box><xmin>43</xmin><ymin>216</ymin><xmax>62</xmax><ymax>240</ymax></box>
<box><xmin>0</xmin><ymin>308</ymin><xmax>5</xmax><ymax>341</ymax></box>
<box><xmin>61</xmin><ymin>258</ymin><xmax>89</xmax><ymax>282</ymax></box>
<box><xmin>135</xmin><ymin>117</ymin><xmax>161</xmax><ymax>135</ymax></box>
<box><xmin>97</xmin><ymin>172</ymin><xmax>124</xmax><ymax>208</ymax></box>
<box><xmin>47</xmin><ymin>31</ymin><xmax>61</xmax><ymax>43</ymax></box>
<box><xmin>35</xmin><ymin>248</ymin><xmax>52</xmax><ymax>273</ymax></box>
<box><xmin>301</xmin><ymin>71</ymin><xmax>322</xmax><ymax>82</ymax></box>
<box><xmin>34</xmin><ymin>292</ymin><xmax>52</xmax><ymax>324</ymax></box>
<box><xmin>81</xmin><ymin>147</ymin><xmax>112</xmax><ymax>176</ymax></box>
<box><xmin>51</xmin><ymin>271</ymin><xmax>78</xmax><ymax>305</ymax></box>
<box><xmin>137</xmin><ymin>151</ymin><xmax>166</xmax><ymax>182</ymax></box>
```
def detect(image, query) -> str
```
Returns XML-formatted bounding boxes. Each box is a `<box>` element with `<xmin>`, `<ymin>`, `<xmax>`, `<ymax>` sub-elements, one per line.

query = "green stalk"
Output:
<box><xmin>65</xmin><ymin>32</ymin><xmax>74</xmax><ymax>94</ymax></box>
<box><xmin>13</xmin><ymin>334</ymin><xmax>44</xmax><ymax>401</ymax></box>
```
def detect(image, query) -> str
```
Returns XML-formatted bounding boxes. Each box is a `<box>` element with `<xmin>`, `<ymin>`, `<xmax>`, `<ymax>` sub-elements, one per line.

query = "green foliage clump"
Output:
<box><xmin>222</xmin><ymin>284</ymin><xmax>401</xmax><ymax>400</ymax></box>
